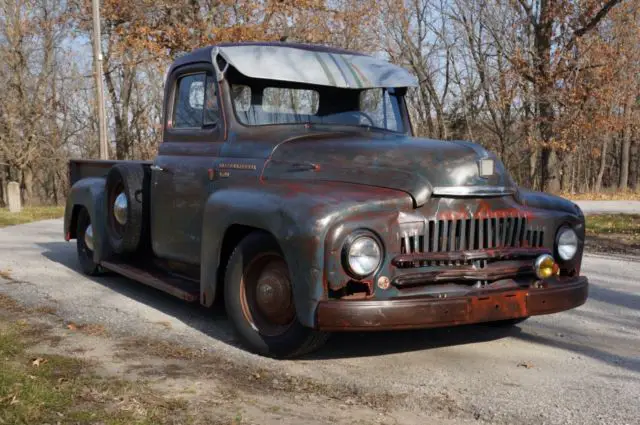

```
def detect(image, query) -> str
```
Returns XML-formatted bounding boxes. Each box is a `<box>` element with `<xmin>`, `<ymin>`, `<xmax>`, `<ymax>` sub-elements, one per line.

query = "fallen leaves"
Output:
<box><xmin>31</xmin><ymin>357</ymin><xmax>48</xmax><ymax>367</ymax></box>
<box><xmin>0</xmin><ymin>268</ymin><xmax>13</xmax><ymax>280</ymax></box>
<box><xmin>517</xmin><ymin>362</ymin><xmax>534</xmax><ymax>369</ymax></box>
<box><xmin>66</xmin><ymin>322</ymin><xmax>108</xmax><ymax>336</ymax></box>
<box><xmin>153</xmin><ymin>320</ymin><xmax>172</xmax><ymax>329</ymax></box>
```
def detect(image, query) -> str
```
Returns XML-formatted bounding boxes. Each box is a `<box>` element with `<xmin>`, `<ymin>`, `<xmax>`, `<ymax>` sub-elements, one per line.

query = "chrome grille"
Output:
<box><xmin>400</xmin><ymin>215</ymin><xmax>544</xmax><ymax>254</ymax></box>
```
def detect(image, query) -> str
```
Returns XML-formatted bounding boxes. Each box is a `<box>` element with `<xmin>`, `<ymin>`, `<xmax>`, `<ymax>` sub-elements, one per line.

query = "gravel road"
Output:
<box><xmin>1</xmin><ymin>219</ymin><xmax>639</xmax><ymax>425</ymax></box>
<box><xmin>574</xmin><ymin>200</ymin><xmax>640</xmax><ymax>215</ymax></box>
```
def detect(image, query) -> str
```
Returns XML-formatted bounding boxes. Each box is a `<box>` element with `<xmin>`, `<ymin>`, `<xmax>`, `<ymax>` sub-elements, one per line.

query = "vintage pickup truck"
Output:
<box><xmin>65</xmin><ymin>42</ymin><xmax>588</xmax><ymax>358</ymax></box>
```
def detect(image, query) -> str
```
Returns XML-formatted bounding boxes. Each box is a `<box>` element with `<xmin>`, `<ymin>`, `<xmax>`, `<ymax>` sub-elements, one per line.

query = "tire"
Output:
<box><xmin>105</xmin><ymin>164</ymin><xmax>148</xmax><ymax>254</ymax></box>
<box><xmin>224</xmin><ymin>232</ymin><xmax>329</xmax><ymax>358</ymax></box>
<box><xmin>486</xmin><ymin>317</ymin><xmax>529</xmax><ymax>327</ymax></box>
<box><xmin>76</xmin><ymin>208</ymin><xmax>102</xmax><ymax>276</ymax></box>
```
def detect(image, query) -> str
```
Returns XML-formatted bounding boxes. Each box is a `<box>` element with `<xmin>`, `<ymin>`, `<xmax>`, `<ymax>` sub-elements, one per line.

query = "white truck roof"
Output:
<box><xmin>213</xmin><ymin>44</ymin><xmax>418</xmax><ymax>89</ymax></box>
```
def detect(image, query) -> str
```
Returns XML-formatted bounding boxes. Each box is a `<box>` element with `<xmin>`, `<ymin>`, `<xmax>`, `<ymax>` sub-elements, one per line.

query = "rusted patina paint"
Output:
<box><xmin>392</xmin><ymin>259</ymin><xmax>537</xmax><ymax>286</ymax></box>
<box><xmin>64</xmin><ymin>43</ymin><xmax>588</xmax><ymax>333</ymax></box>
<box><xmin>316</xmin><ymin>276</ymin><xmax>587</xmax><ymax>331</ymax></box>
<box><xmin>392</xmin><ymin>247</ymin><xmax>550</xmax><ymax>265</ymax></box>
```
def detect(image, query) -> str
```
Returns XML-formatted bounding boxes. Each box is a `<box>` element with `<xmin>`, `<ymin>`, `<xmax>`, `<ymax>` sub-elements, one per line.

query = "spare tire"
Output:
<box><xmin>105</xmin><ymin>164</ymin><xmax>148</xmax><ymax>254</ymax></box>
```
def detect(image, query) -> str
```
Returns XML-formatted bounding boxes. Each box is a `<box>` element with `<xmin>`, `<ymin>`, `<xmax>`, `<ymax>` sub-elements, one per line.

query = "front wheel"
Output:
<box><xmin>224</xmin><ymin>232</ymin><xmax>329</xmax><ymax>358</ymax></box>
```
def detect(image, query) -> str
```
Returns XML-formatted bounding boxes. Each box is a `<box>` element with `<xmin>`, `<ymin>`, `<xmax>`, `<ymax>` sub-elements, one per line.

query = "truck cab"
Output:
<box><xmin>64</xmin><ymin>42</ymin><xmax>588</xmax><ymax>358</ymax></box>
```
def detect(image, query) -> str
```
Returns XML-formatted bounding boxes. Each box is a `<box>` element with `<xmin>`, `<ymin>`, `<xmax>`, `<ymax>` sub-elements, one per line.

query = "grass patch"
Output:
<box><xmin>584</xmin><ymin>214</ymin><xmax>640</xmax><ymax>255</ymax></box>
<box><xmin>0</xmin><ymin>206</ymin><xmax>64</xmax><ymax>228</ymax></box>
<box><xmin>560</xmin><ymin>190</ymin><xmax>640</xmax><ymax>201</ymax></box>
<box><xmin>586</xmin><ymin>214</ymin><xmax>640</xmax><ymax>237</ymax></box>
<box><xmin>0</xmin><ymin>322</ymin><xmax>205</xmax><ymax>425</ymax></box>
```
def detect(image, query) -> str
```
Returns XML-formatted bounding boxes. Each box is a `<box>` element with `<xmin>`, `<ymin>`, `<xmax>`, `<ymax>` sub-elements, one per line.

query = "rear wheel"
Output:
<box><xmin>76</xmin><ymin>208</ymin><xmax>102</xmax><ymax>276</ymax></box>
<box><xmin>224</xmin><ymin>232</ymin><xmax>329</xmax><ymax>358</ymax></box>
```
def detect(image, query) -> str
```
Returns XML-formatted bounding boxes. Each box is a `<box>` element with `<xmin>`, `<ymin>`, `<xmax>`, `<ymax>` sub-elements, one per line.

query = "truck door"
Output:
<box><xmin>150</xmin><ymin>64</ymin><xmax>223</xmax><ymax>264</ymax></box>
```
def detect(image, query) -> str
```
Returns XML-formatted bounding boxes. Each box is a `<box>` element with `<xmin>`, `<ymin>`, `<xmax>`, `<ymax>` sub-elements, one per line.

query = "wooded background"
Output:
<box><xmin>0</xmin><ymin>0</ymin><xmax>638</xmax><ymax>206</ymax></box>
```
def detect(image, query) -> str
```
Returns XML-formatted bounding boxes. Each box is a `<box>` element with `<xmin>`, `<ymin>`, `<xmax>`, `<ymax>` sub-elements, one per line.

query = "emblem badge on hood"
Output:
<box><xmin>478</xmin><ymin>158</ymin><xmax>495</xmax><ymax>177</ymax></box>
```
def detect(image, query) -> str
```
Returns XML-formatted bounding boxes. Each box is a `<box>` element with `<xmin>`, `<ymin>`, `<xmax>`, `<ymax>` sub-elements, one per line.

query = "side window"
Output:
<box><xmin>173</xmin><ymin>74</ymin><xmax>205</xmax><ymax>128</ymax></box>
<box><xmin>172</xmin><ymin>74</ymin><xmax>219</xmax><ymax>129</ymax></box>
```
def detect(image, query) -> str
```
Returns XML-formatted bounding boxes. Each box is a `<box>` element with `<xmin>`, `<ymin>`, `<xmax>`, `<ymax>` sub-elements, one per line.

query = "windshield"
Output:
<box><xmin>230</xmin><ymin>83</ymin><xmax>406</xmax><ymax>132</ymax></box>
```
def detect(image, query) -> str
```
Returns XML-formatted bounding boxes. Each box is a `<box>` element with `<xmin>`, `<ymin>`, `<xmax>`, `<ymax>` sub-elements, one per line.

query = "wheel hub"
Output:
<box><xmin>113</xmin><ymin>192</ymin><xmax>128</xmax><ymax>225</ymax></box>
<box><xmin>255</xmin><ymin>265</ymin><xmax>294</xmax><ymax>326</ymax></box>
<box><xmin>84</xmin><ymin>224</ymin><xmax>94</xmax><ymax>251</ymax></box>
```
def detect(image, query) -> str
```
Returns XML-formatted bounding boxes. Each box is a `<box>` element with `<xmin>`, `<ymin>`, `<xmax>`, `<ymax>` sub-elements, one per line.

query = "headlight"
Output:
<box><xmin>556</xmin><ymin>227</ymin><xmax>578</xmax><ymax>260</ymax></box>
<box><xmin>344</xmin><ymin>234</ymin><xmax>382</xmax><ymax>277</ymax></box>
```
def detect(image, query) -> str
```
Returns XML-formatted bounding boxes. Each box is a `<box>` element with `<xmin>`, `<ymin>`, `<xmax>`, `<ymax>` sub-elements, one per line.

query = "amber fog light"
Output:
<box><xmin>534</xmin><ymin>254</ymin><xmax>559</xmax><ymax>279</ymax></box>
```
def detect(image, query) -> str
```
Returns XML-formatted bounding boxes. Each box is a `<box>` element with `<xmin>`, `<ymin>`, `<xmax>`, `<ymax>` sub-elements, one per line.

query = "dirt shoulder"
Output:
<box><xmin>0</xmin><ymin>293</ymin><xmax>456</xmax><ymax>425</ymax></box>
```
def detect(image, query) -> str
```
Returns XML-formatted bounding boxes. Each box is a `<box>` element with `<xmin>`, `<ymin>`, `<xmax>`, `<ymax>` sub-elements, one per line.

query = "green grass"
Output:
<box><xmin>0</xmin><ymin>206</ymin><xmax>64</xmax><ymax>228</ymax></box>
<box><xmin>0</xmin><ymin>322</ymin><xmax>198</xmax><ymax>425</ymax></box>
<box><xmin>560</xmin><ymin>189</ymin><xmax>640</xmax><ymax>201</ymax></box>
<box><xmin>586</xmin><ymin>214</ymin><xmax>640</xmax><ymax>236</ymax></box>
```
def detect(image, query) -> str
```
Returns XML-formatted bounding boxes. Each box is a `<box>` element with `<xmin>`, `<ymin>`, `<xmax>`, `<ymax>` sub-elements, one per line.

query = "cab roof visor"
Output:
<box><xmin>212</xmin><ymin>45</ymin><xmax>418</xmax><ymax>89</ymax></box>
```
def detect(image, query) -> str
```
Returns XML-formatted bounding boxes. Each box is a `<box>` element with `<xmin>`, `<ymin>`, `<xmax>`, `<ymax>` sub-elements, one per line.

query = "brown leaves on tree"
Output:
<box><xmin>0</xmin><ymin>0</ymin><xmax>637</xmax><ymax>206</ymax></box>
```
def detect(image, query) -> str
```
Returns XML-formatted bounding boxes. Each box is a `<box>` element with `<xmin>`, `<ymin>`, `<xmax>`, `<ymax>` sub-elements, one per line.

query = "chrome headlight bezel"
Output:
<box><xmin>556</xmin><ymin>226</ymin><xmax>578</xmax><ymax>261</ymax></box>
<box><xmin>341</xmin><ymin>231</ymin><xmax>383</xmax><ymax>278</ymax></box>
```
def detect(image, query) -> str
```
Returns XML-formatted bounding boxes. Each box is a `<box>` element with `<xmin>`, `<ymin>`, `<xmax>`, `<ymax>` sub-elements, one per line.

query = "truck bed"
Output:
<box><xmin>69</xmin><ymin>159</ymin><xmax>152</xmax><ymax>186</ymax></box>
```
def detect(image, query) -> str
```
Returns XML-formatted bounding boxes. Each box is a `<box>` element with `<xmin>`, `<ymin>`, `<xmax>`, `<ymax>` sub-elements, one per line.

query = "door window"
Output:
<box><xmin>173</xmin><ymin>74</ymin><xmax>219</xmax><ymax>129</ymax></box>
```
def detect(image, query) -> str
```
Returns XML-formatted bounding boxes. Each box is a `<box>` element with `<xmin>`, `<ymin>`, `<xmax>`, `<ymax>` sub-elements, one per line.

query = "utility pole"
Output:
<box><xmin>91</xmin><ymin>0</ymin><xmax>109</xmax><ymax>160</ymax></box>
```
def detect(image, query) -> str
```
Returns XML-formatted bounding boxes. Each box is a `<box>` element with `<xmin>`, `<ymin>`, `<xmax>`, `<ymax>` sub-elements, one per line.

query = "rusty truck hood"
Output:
<box><xmin>262</xmin><ymin>131</ymin><xmax>516</xmax><ymax>206</ymax></box>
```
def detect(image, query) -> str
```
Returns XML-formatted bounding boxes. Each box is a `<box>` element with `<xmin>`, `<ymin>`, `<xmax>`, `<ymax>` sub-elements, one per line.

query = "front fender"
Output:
<box><xmin>515</xmin><ymin>189</ymin><xmax>585</xmax><ymax>273</ymax></box>
<box><xmin>200</xmin><ymin>180</ymin><xmax>412</xmax><ymax>327</ymax></box>
<box><xmin>64</xmin><ymin>177</ymin><xmax>111</xmax><ymax>263</ymax></box>
<box><xmin>517</xmin><ymin>189</ymin><xmax>583</xmax><ymax>217</ymax></box>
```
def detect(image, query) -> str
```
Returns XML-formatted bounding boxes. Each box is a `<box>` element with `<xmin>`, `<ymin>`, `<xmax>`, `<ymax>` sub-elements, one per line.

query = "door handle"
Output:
<box><xmin>150</xmin><ymin>165</ymin><xmax>165</xmax><ymax>172</ymax></box>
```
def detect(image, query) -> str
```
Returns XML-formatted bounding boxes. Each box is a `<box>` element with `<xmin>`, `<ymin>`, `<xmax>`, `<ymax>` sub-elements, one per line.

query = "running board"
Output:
<box><xmin>100</xmin><ymin>260</ymin><xmax>200</xmax><ymax>302</ymax></box>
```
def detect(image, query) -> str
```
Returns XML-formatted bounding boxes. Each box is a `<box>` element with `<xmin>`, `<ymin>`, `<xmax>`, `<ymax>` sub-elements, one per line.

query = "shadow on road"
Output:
<box><xmin>38</xmin><ymin>240</ymin><xmax>520</xmax><ymax>359</ymax></box>
<box><xmin>514</xmin><ymin>326</ymin><xmax>640</xmax><ymax>374</ymax></box>
<box><xmin>588</xmin><ymin>284</ymin><xmax>640</xmax><ymax>311</ymax></box>
<box><xmin>37</xmin><ymin>240</ymin><xmax>640</xmax><ymax>368</ymax></box>
<box><xmin>38</xmin><ymin>241</ymin><xmax>235</xmax><ymax>344</ymax></box>
<box><xmin>304</xmin><ymin>324</ymin><xmax>521</xmax><ymax>360</ymax></box>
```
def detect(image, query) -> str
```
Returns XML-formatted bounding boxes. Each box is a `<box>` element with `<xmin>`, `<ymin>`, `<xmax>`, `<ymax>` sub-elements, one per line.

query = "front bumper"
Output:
<box><xmin>316</xmin><ymin>276</ymin><xmax>588</xmax><ymax>331</ymax></box>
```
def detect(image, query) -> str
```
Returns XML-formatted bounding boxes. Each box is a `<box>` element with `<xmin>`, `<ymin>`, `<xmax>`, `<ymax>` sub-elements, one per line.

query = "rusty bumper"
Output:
<box><xmin>316</xmin><ymin>276</ymin><xmax>588</xmax><ymax>331</ymax></box>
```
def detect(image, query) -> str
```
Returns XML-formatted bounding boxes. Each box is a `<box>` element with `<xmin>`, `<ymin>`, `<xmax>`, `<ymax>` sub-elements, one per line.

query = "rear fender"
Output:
<box><xmin>64</xmin><ymin>177</ymin><xmax>112</xmax><ymax>263</ymax></box>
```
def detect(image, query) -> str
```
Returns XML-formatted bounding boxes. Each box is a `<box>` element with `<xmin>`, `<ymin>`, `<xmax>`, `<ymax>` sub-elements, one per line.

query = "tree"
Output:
<box><xmin>0</xmin><ymin>0</ymin><xmax>77</xmax><ymax>203</ymax></box>
<box><xmin>511</xmin><ymin>0</ymin><xmax>624</xmax><ymax>192</ymax></box>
